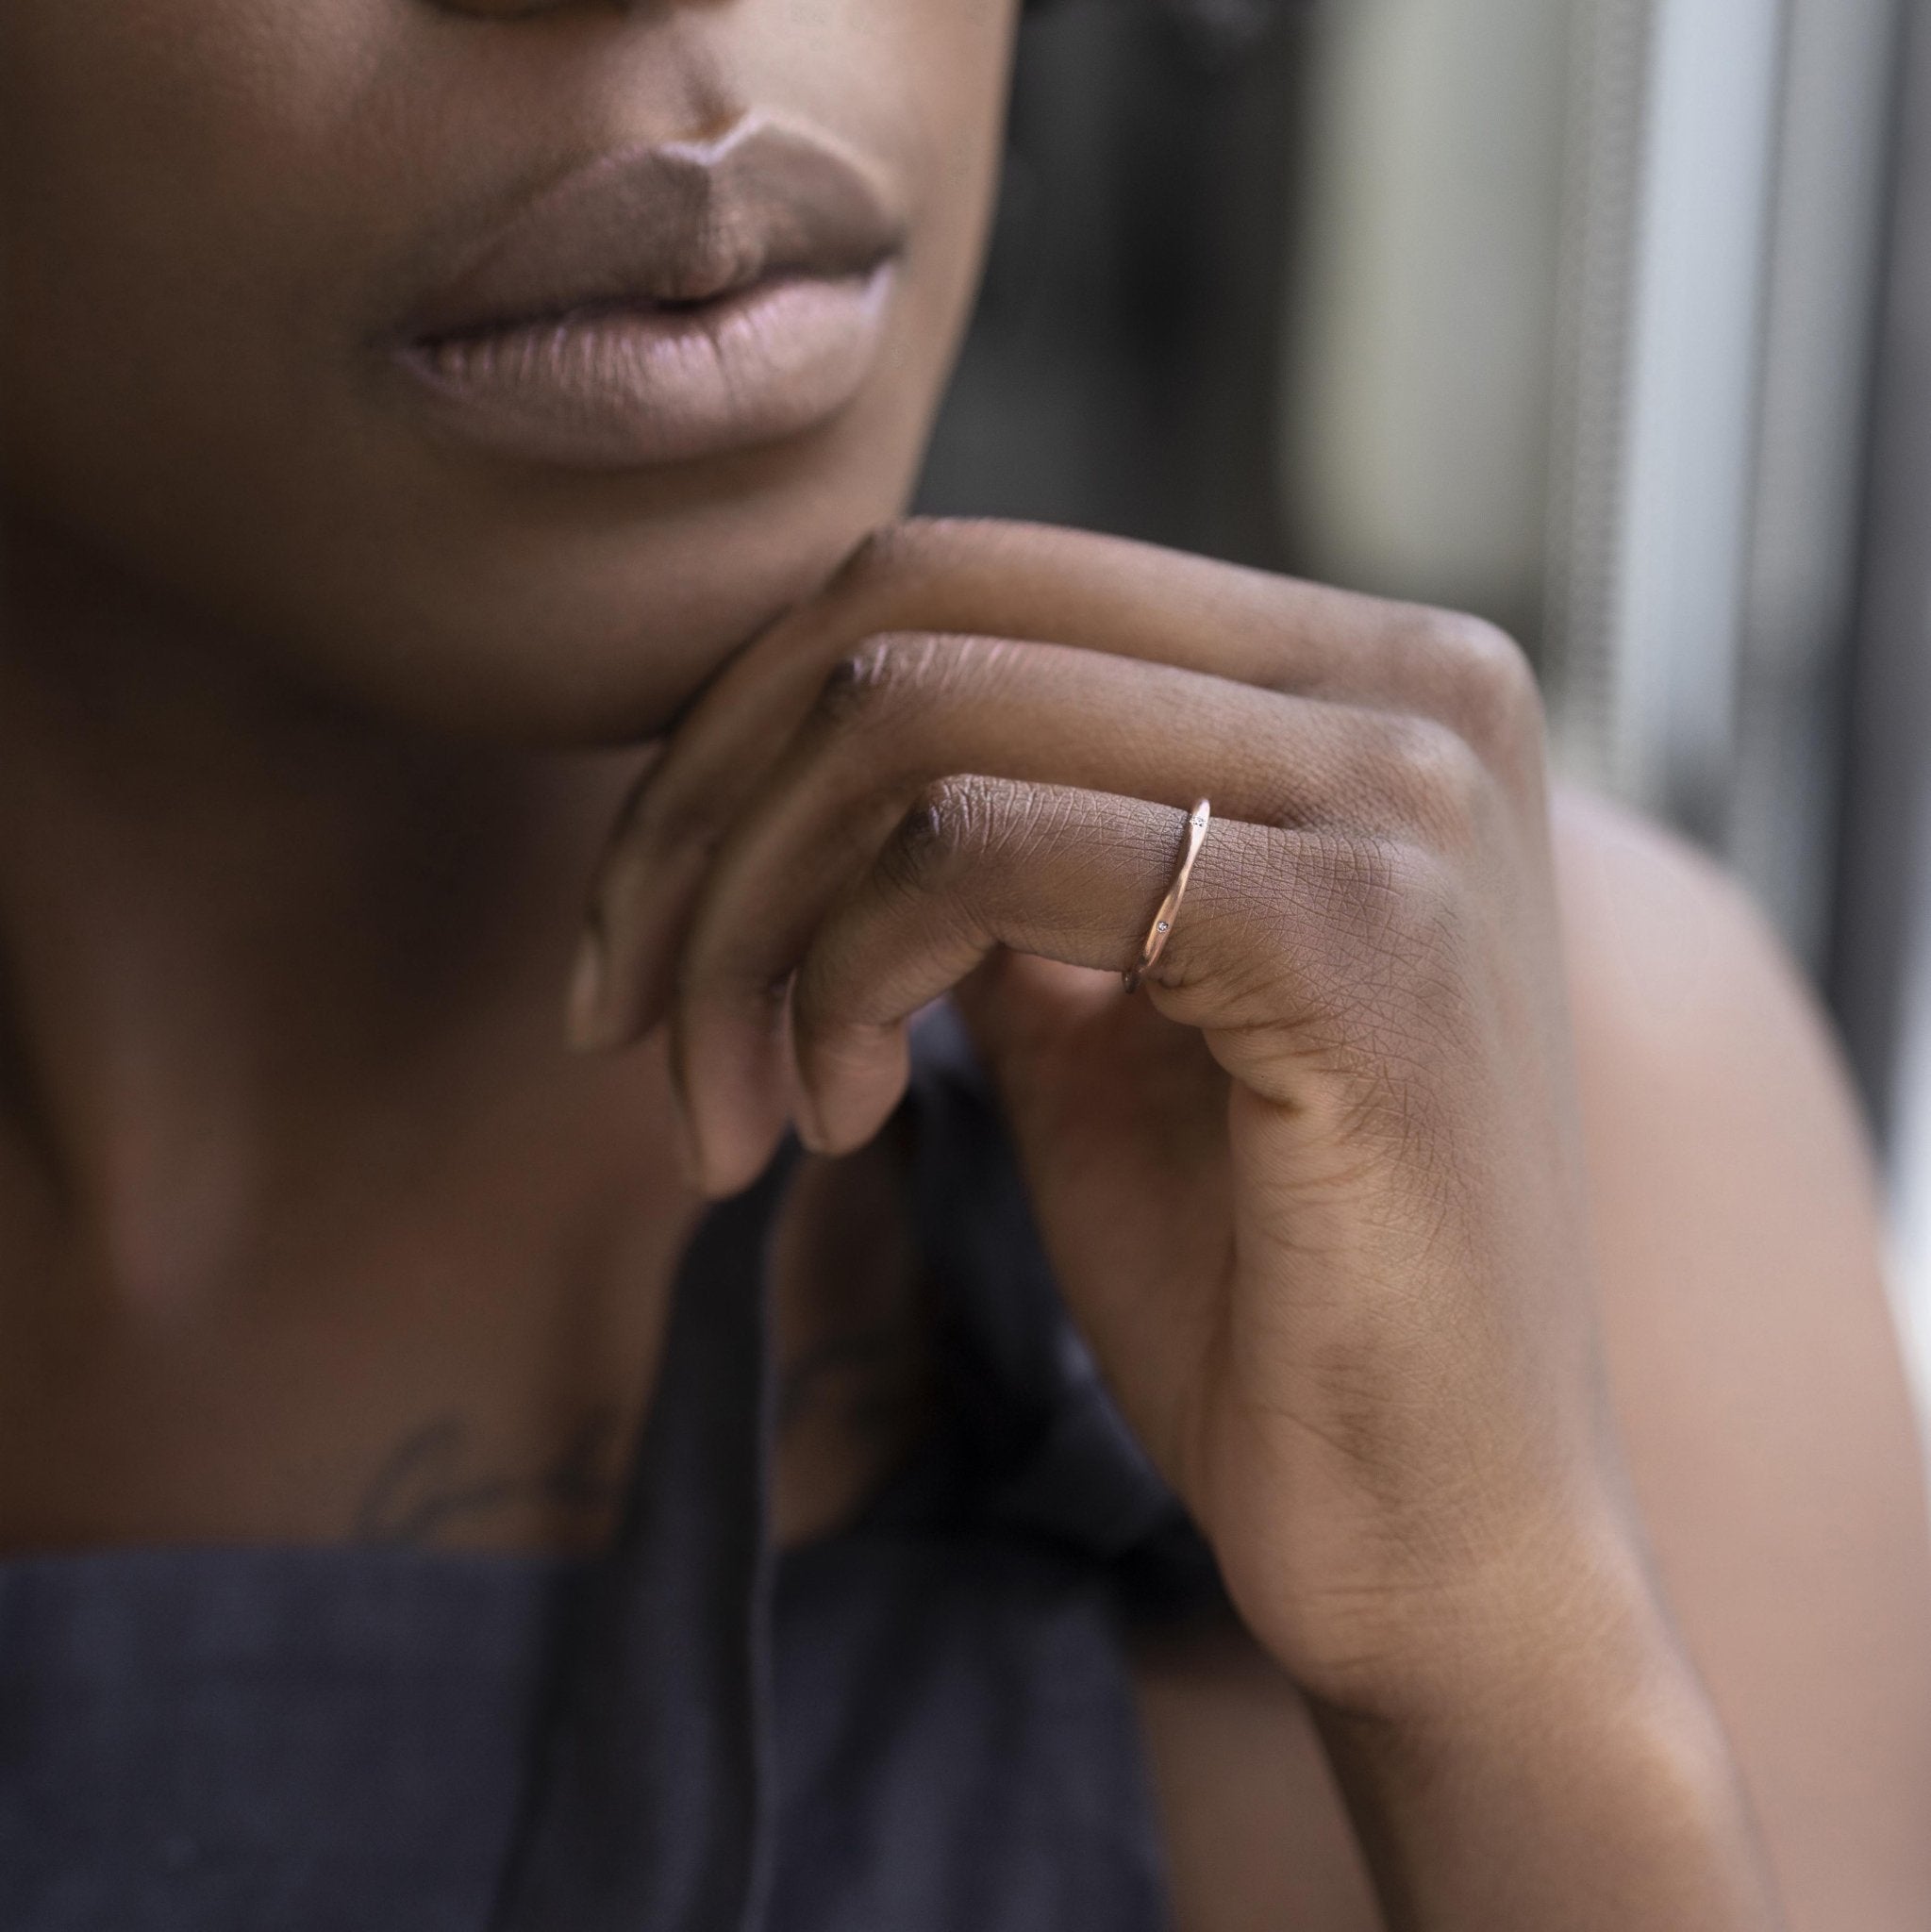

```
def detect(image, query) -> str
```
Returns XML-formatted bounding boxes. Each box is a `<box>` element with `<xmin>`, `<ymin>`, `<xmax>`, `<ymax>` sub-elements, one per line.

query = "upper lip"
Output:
<box><xmin>397</xmin><ymin>115</ymin><xmax>906</xmax><ymax>345</ymax></box>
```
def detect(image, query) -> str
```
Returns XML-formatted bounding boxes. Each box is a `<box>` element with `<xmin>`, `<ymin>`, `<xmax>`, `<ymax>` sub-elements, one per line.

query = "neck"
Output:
<box><xmin>0</xmin><ymin>527</ymin><xmax>668</xmax><ymax>1313</ymax></box>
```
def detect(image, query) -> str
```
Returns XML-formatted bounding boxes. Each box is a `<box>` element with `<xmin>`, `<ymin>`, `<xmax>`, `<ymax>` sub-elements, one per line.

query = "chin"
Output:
<box><xmin>309</xmin><ymin>541</ymin><xmax>844</xmax><ymax>748</ymax></box>
<box><xmin>8</xmin><ymin>290</ymin><xmax>944</xmax><ymax>749</ymax></box>
<box><xmin>228</xmin><ymin>435</ymin><xmax>919</xmax><ymax>749</ymax></box>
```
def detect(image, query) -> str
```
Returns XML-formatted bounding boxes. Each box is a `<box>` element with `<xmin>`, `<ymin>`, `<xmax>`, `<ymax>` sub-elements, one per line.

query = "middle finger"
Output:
<box><xmin>667</xmin><ymin>632</ymin><xmax>1477</xmax><ymax>1180</ymax></box>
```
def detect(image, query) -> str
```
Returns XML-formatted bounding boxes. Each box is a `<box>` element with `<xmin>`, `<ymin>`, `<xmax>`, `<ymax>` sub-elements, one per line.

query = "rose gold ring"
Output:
<box><xmin>1124</xmin><ymin>800</ymin><xmax>1211</xmax><ymax>993</ymax></box>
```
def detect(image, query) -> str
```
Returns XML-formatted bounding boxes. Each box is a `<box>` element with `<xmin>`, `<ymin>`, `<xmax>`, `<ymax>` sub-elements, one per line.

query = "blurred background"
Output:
<box><xmin>917</xmin><ymin>0</ymin><xmax>1931</xmax><ymax>1432</ymax></box>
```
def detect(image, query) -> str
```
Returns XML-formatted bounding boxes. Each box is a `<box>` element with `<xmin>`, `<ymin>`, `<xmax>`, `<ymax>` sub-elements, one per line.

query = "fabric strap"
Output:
<box><xmin>490</xmin><ymin>1147</ymin><xmax>799</xmax><ymax>1932</ymax></box>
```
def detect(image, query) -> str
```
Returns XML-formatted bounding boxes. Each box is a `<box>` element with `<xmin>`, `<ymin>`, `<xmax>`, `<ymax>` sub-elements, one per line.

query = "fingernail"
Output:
<box><xmin>564</xmin><ymin>926</ymin><xmax>609</xmax><ymax>1053</ymax></box>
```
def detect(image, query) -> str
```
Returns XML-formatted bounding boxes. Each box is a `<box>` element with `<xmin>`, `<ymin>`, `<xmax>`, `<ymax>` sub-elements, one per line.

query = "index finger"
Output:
<box><xmin>575</xmin><ymin>518</ymin><xmax>1525</xmax><ymax>1047</ymax></box>
<box><xmin>663</xmin><ymin>517</ymin><xmax>1429</xmax><ymax>812</ymax></box>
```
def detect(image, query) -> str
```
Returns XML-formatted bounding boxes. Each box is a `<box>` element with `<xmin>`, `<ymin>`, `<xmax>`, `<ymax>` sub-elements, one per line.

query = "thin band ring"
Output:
<box><xmin>1124</xmin><ymin>800</ymin><xmax>1212</xmax><ymax>993</ymax></box>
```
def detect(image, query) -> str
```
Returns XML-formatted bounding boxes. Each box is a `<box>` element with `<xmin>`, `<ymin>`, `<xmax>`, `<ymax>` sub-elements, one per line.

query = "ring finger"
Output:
<box><xmin>664</xmin><ymin>638</ymin><xmax>1476</xmax><ymax>1187</ymax></box>
<box><xmin>783</xmin><ymin>777</ymin><xmax>1303</xmax><ymax>1164</ymax></box>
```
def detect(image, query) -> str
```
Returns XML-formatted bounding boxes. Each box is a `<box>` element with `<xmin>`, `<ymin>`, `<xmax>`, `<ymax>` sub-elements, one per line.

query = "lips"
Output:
<box><xmin>387</xmin><ymin>116</ymin><xmax>907</xmax><ymax>470</ymax></box>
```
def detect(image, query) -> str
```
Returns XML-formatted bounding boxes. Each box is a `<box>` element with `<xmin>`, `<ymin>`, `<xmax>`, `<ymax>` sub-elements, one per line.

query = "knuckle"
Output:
<box><xmin>879</xmin><ymin>774</ymin><xmax>1001</xmax><ymax>897</ymax></box>
<box><xmin>826</xmin><ymin>516</ymin><xmax>966</xmax><ymax>599</ymax></box>
<box><xmin>811</xmin><ymin>631</ymin><xmax>1005</xmax><ymax>742</ymax></box>
<box><xmin>1382</xmin><ymin>715</ymin><xmax>1492</xmax><ymax>844</ymax></box>
<box><xmin>1400</xmin><ymin>608</ymin><xmax>1543</xmax><ymax>758</ymax></box>
<box><xmin>810</xmin><ymin>631</ymin><xmax>939</xmax><ymax>732</ymax></box>
<box><xmin>1298</xmin><ymin>833</ymin><xmax>1469</xmax><ymax>992</ymax></box>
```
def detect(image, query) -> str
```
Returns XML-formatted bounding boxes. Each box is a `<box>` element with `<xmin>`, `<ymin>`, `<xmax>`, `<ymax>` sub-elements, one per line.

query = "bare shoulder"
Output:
<box><xmin>1137</xmin><ymin>787</ymin><xmax>1931</xmax><ymax>1932</ymax></box>
<box><xmin>1550</xmin><ymin>785</ymin><xmax>1931</xmax><ymax>1928</ymax></box>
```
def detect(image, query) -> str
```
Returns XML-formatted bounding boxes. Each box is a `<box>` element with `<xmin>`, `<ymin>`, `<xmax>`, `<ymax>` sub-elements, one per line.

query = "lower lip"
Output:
<box><xmin>391</xmin><ymin>265</ymin><xmax>895</xmax><ymax>471</ymax></box>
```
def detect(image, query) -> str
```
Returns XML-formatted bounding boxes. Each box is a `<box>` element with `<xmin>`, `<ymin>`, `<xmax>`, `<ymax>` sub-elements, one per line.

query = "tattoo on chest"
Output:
<box><xmin>352</xmin><ymin>1404</ymin><xmax>627</xmax><ymax>1547</ymax></box>
<box><xmin>353</xmin><ymin>1306</ymin><xmax>933</xmax><ymax>1547</ymax></box>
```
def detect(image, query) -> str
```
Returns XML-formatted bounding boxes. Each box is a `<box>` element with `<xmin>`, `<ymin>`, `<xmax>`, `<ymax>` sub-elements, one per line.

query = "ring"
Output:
<box><xmin>1124</xmin><ymin>800</ymin><xmax>1211</xmax><ymax>993</ymax></box>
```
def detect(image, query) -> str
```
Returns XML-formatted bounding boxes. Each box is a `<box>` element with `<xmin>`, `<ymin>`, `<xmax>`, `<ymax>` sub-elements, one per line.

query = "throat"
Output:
<box><xmin>0</xmin><ymin>1031</ymin><xmax>703</xmax><ymax>1557</ymax></box>
<box><xmin>0</xmin><ymin>1069</ymin><xmax>934</xmax><ymax>1558</ymax></box>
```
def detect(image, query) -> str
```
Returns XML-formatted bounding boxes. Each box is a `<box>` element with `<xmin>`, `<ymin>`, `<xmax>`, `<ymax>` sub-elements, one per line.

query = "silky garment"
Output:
<box><xmin>0</xmin><ymin>1012</ymin><xmax>1220</xmax><ymax>1930</ymax></box>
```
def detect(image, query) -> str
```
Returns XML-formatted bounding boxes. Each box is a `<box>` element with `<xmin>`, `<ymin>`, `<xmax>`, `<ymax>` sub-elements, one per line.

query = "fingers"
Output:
<box><xmin>700</xmin><ymin>775</ymin><xmax>1415</xmax><ymax>1194</ymax></box>
<box><xmin>564</xmin><ymin>520</ymin><xmax>1550</xmax><ymax>1206</ymax></box>
<box><xmin>657</xmin><ymin>633</ymin><xmax>1491</xmax><ymax>1183</ymax></box>
<box><xmin>676</xmin><ymin>773</ymin><xmax>1454</xmax><ymax>1197</ymax></box>
<box><xmin>791</xmin><ymin>782</ymin><xmax>1200</xmax><ymax>1155</ymax></box>
<box><xmin>656</xmin><ymin>520</ymin><xmax>1540</xmax><ymax>818</ymax></box>
<box><xmin>576</xmin><ymin>520</ymin><xmax>1543</xmax><ymax>1047</ymax></box>
<box><xmin>681</xmin><ymin>779</ymin><xmax>1242</xmax><ymax>1189</ymax></box>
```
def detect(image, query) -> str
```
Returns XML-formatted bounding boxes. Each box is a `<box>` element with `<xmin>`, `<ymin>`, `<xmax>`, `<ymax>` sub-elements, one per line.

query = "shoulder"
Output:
<box><xmin>1550</xmin><ymin>785</ymin><xmax>1931</xmax><ymax>1927</ymax></box>
<box><xmin>1551</xmin><ymin>783</ymin><xmax>1839</xmax><ymax>1084</ymax></box>
<box><xmin>1547</xmin><ymin>785</ymin><xmax>1891</xmax><ymax>1336</ymax></box>
<box><xmin>1547</xmin><ymin>787</ymin><xmax>1907</xmax><ymax>1509</ymax></box>
<box><xmin>1140</xmin><ymin>790</ymin><xmax>1931</xmax><ymax>1932</ymax></box>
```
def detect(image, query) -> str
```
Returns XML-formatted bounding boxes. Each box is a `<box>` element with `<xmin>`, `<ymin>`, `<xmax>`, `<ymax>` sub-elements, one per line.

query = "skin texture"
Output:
<box><xmin>1</xmin><ymin>4</ymin><xmax>1928</xmax><ymax>1928</ymax></box>
<box><xmin>574</xmin><ymin>520</ymin><xmax>1788</xmax><ymax>1926</ymax></box>
<box><xmin>0</xmin><ymin>0</ymin><xmax>1008</xmax><ymax>1544</ymax></box>
<box><xmin>1134</xmin><ymin>793</ymin><xmax>1931</xmax><ymax>1932</ymax></box>
<box><xmin>0</xmin><ymin>0</ymin><xmax>1006</xmax><ymax>740</ymax></box>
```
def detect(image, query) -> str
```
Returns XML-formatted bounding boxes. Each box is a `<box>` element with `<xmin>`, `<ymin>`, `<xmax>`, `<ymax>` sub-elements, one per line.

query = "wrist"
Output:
<box><xmin>1309</xmin><ymin>1571</ymin><xmax>1717</xmax><ymax>1785</ymax></box>
<box><xmin>1244</xmin><ymin>1495</ymin><xmax>1689</xmax><ymax>1731</ymax></box>
<box><xmin>1311</xmin><ymin>1645</ymin><xmax>1781</xmax><ymax>1932</ymax></box>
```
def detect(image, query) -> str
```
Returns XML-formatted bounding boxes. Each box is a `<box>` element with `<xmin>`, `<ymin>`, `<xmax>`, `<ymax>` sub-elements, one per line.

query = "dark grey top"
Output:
<box><xmin>0</xmin><ymin>1010</ymin><xmax>1220</xmax><ymax>1929</ymax></box>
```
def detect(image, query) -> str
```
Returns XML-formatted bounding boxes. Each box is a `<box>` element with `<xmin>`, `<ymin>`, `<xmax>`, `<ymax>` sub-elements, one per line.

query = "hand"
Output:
<box><xmin>570</xmin><ymin>518</ymin><xmax>1657</xmax><ymax>1718</ymax></box>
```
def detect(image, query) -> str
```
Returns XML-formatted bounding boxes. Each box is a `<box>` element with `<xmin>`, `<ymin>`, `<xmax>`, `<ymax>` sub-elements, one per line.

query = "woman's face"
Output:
<box><xmin>0</xmin><ymin>1</ymin><xmax>1020</xmax><ymax>739</ymax></box>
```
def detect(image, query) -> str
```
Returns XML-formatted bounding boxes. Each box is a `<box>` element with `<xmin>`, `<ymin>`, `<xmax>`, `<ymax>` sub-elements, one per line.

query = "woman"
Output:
<box><xmin>1</xmin><ymin>3</ymin><xmax>1926</xmax><ymax>1926</ymax></box>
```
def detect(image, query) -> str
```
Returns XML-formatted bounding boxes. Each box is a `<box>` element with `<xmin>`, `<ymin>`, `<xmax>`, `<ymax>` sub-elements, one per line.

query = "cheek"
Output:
<box><xmin>0</xmin><ymin>1</ymin><xmax>1019</xmax><ymax>744</ymax></box>
<box><xmin>1</xmin><ymin>1</ymin><xmax>406</xmax><ymax>411</ymax></box>
<box><xmin>0</xmin><ymin>0</ymin><xmax>442</xmax><ymax>653</ymax></box>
